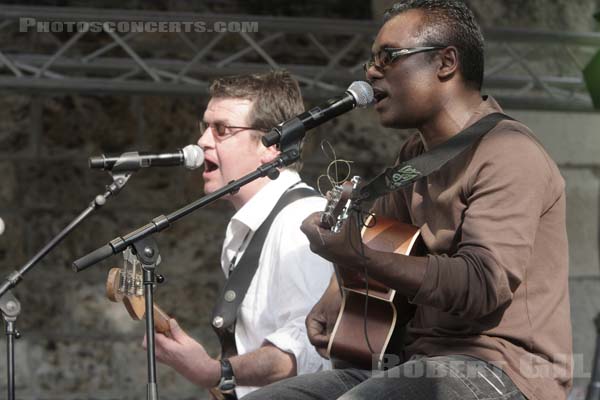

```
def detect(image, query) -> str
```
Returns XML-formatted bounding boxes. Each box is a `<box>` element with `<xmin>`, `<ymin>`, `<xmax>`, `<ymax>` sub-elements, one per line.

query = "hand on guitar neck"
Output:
<box><xmin>304</xmin><ymin>215</ymin><xmax>368</xmax><ymax>269</ymax></box>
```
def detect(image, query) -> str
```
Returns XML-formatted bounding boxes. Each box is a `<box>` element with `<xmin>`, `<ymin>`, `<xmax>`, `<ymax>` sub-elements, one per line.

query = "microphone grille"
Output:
<box><xmin>182</xmin><ymin>144</ymin><xmax>204</xmax><ymax>170</ymax></box>
<box><xmin>347</xmin><ymin>81</ymin><xmax>375</xmax><ymax>108</ymax></box>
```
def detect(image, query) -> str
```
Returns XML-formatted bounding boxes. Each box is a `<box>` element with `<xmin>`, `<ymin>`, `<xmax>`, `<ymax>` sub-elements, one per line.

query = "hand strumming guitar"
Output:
<box><xmin>143</xmin><ymin>318</ymin><xmax>221</xmax><ymax>389</ymax></box>
<box><xmin>305</xmin><ymin>274</ymin><xmax>342</xmax><ymax>358</ymax></box>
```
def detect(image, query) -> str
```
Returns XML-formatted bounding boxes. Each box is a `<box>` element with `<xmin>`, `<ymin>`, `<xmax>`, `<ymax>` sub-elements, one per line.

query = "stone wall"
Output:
<box><xmin>0</xmin><ymin>94</ymin><xmax>230</xmax><ymax>399</ymax></box>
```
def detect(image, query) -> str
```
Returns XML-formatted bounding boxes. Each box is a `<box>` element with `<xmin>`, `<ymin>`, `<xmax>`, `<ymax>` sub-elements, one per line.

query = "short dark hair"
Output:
<box><xmin>384</xmin><ymin>0</ymin><xmax>484</xmax><ymax>90</ymax></box>
<box><xmin>209</xmin><ymin>70</ymin><xmax>305</xmax><ymax>170</ymax></box>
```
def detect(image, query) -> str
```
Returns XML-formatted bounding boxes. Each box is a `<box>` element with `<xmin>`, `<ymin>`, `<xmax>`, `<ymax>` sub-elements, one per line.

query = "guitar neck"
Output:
<box><xmin>152</xmin><ymin>303</ymin><xmax>171</xmax><ymax>334</ymax></box>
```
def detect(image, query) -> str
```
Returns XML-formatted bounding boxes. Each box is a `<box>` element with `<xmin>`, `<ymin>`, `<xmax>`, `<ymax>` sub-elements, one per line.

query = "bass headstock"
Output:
<box><xmin>105</xmin><ymin>248</ymin><xmax>170</xmax><ymax>335</ymax></box>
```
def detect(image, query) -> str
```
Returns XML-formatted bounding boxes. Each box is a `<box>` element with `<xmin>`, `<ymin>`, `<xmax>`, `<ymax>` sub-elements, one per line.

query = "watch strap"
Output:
<box><xmin>218</xmin><ymin>358</ymin><xmax>236</xmax><ymax>393</ymax></box>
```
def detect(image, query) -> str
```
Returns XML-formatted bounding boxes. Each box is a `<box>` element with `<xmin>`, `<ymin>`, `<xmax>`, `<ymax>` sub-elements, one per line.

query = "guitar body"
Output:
<box><xmin>327</xmin><ymin>215</ymin><xmax>424</xmax><ymax>369</ymax></box>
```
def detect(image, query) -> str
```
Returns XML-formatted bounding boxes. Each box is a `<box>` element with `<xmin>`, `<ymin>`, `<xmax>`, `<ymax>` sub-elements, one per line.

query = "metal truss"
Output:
<box><xmin>0</xmin><ymin>4</ymin><xmax>599</xmax><ymax>111</ymax></box>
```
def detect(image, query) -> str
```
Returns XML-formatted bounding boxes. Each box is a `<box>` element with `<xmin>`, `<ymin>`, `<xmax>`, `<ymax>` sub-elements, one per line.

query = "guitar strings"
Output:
<box><xmin>347</xmin><ymin>206</ymin><xmax>377</xmax><ymax>356</ymax></box>
<box><xmin>317</xmin><ymin>140</ymin><xmax>382</xmax><ymax>362</ymax></box>
<box><xmin>316</xmin><ymin>140</ymin><xmax>354</xmax><ymax>196</ymax></box>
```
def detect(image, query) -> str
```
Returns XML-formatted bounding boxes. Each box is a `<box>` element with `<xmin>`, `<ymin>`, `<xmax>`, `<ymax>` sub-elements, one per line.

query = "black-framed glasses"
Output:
<box><xmin>200</xmin><ymin>121</ymin><xmax>268</xmax><ymax>142</ymax></box>
<box><xmin>363</xmin><ymin>46</ymin><xmax>446</xmax><ymax>72</ymax></box>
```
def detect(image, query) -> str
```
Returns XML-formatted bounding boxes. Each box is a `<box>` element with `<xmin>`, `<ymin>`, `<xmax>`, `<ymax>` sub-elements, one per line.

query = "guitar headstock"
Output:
<box><xmin>105</xmin><ymin>247</ymin><xmax>171</xmax><ymax>334</ymax></box>
<box><xmin>320</xmin><ymin>176</ymin><xmax>362</xmax><ymax>233</ymax></box>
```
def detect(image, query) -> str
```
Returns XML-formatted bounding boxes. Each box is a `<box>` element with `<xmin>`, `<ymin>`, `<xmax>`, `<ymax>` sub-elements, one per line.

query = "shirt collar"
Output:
<box><xmin>231</xmin><ymin>169</ymin><xmax>302</xmax><ymax>232</ymax></box>
<box><xmin>463</xmin><ymin>95</ymin><xmax>505</xmax><ymax>128</ymax></box>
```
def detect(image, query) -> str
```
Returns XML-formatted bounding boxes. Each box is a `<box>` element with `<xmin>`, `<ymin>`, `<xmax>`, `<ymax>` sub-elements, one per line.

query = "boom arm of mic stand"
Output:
<box><xmin>73</xmin><ymin>147</ymin><xmax>300</xmax><ymax>272</ymax></box>
<box><xmin>0</xmin><ymin>167</ymin><xmax>138</xmax><ymax>400</ymax></box>
<box><xmin>0</xmin><ymin>169</ymin><xmax>135</xmax><ymax>299</ymax></box>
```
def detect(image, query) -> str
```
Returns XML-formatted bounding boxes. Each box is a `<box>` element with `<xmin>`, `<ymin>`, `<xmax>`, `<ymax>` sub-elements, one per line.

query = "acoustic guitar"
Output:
<box><xmin>105</xmin><ymin>248</ymin><xmax>225</xmax><ymax>400</ymax></box>
<box><xmin>320</xmin><ymin>177</ymin><xmax>424</xmax><ymax>370</ymax></box>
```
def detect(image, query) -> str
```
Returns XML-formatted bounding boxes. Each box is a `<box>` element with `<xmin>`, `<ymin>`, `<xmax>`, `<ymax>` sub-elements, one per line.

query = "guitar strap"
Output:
<box><xmin>211</xmin><ymin>184</ymin><xmax>319</xmax><ymax>358</ymax></box>
<box><xmin>357</xmin><ymin>112</ymin><xmax>513</xmax><ymax>202</ymax></box>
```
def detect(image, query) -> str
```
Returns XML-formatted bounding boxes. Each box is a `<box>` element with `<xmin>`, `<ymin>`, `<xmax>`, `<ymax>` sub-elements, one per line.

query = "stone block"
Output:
<box><xmin>0</xmin><ymin>337</ymin><xmax>33</xmax><ymax>391</ymax></box>
<box><xmin>0</xmin><ymin>93</ymin><xmax>31</xmax><ymax>155</ymax></box>
<box><xmin>140</xmin><ymin>96</ymin><xmax>200</xmax><ymax>149</ymax></box>
<box><xmin>510</xmin><ymin>110</ymin><xmax>600</xmax><ymax>167</ymax></box>
<box><xmin>17</xmin><ymin>160</ymin><xmax>93</xmax><ymax>211</ymax></box>
<box><xmin>27</xmin><ymin>338</ymin><xmax>117</xmax><ymax>393</ymax></box>
<box><xmin>40</xmin><ymin>95</ymin><xmax>138</xmax><ymax>156</ymax></box>
<box><xmin>12</xmin><ymin>275</ymin><xmax>68</xmax><ymax>334</ymax></box>
<box><xmin>0</xmin><ymin>160</ymin><xmax>18</xmax><ymax>204</ymax></box>
<box><xmin>0</xmin><ymin>211</ymin><xmax>28</xmax><ymax>270</ymax></box>
<box><xmin>569</xmin><ymin>278</ymin><xmax>600</xmax><ymax>390</ymax></box>
<box><xmin>561</xmin><ymin>169</ymin><xmax>600</xmax><ymax>277</ymax></box>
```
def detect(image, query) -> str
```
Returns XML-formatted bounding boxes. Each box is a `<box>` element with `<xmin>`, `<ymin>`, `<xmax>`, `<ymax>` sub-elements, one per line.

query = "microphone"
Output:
<box><xmin>262</xmin><ymin>81</ymin><xmax>374</xmax><ymax>148</ymax></box>
<box><xmin>89</xmin><ymin>144</ymin><xmax>204</xmax><ymax>171</ymax></box>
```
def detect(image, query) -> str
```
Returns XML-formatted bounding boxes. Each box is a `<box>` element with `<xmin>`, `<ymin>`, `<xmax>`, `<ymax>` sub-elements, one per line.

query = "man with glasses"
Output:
<box><xmin>148</xmin><ymin>70</ymin><xmax>333</xmax><ymax>398</ymax></box>
<box><xmin>246</xmin><ymin>1</ymin><xmax>572</xmax><ymax>399</ymax></box>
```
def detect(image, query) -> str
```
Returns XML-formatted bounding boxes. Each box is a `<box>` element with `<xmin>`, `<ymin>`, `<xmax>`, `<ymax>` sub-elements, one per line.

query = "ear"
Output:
<box><xmin>437</xmin><ymin>46</ymin><xmax>459</xmax><ymax>81</ymax></box>
<box><xmin>259</xmin><ymin>142</ymin><xmax>280</xmax><ymax>165</ymax></box>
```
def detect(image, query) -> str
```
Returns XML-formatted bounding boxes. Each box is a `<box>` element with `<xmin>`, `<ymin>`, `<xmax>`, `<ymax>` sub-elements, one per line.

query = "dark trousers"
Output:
<box><xmin>243</xmin><ymin>355</ymin><xmax>527</xmax><ymax>400</ymax></box>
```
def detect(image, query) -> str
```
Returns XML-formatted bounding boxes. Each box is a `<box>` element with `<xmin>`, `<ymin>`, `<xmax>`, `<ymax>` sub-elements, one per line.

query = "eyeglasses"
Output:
<box><xmin>200</xmin><ymin>121</ymin><xmax>267</xmax><ymax>142</ymax></box>
<box><xmin>363</xmin><ymin>46</ymin><xmax>446</xmax><ymax>72</ymax></box>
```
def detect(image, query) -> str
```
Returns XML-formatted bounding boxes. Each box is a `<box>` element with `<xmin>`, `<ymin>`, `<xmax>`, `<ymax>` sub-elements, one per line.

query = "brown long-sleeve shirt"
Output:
<box><xmin>373</xmin><ymin>97</ymin><xmax>572</xmax><ymax>400</ymax></box>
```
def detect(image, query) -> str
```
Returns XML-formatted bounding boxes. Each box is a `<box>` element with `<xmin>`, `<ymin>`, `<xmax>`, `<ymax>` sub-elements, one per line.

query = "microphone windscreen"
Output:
<box><xmin>182</xmin><ymin>144</ymin><xmax>204</xmax><ymax>170</ymax></box>
<box><xmin>347</xmin><ymin>81</ymin><xmax>375</xmax><ymax>107</ymax></box>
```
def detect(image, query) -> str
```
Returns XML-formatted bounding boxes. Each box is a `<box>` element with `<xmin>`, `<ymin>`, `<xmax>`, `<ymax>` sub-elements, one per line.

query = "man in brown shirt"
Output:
<box><xmin>244</xmin><ymin>1</ymin><xmax>572</xmax><ymax>400</ymax></box>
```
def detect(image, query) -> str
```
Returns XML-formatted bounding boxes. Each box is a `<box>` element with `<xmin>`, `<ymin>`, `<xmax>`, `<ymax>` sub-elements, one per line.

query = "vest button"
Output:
<box><xmin>224</xmin><ymin>290</ymin><xmax>236</xmax><ymax>302</ymax></box>
<box><xmin>212</xmin><ymin>316</ymin><xmax>224</xmax><ymax>328</ymax></box>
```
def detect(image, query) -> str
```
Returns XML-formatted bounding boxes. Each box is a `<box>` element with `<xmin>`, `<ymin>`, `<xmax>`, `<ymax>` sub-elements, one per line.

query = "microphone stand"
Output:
<box><xmin>0</xmin><ymin>291</ymin><xmax>20</xmax><ymax>400</ymax></box>
<box><xmin>72</xmin><ymin>146</ymin><xmax>300</xmax><ymax>400</ymax></box>
<box><xmin>131</xmin><ymin>236</ymin><xmax>162</xmax><ymax>400</ymax></box>
<box><xmin>0</xmin><ymin>167</ymin><xmax>136</xmax><ymax>400</ymax></box>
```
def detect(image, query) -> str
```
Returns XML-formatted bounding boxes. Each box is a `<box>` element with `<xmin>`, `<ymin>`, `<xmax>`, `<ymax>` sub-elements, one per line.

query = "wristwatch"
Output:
<box><xmin>218</xmin><ymin>358</ymin><xmax>236</xmax><ymax>393</ymax></box>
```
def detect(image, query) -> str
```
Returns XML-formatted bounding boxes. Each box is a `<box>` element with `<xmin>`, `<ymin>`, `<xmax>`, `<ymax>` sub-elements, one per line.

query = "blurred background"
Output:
<box><xmin>0</xmin><ymin>0</ymin><xmax>599</xmax><ymax>399</ymax></box>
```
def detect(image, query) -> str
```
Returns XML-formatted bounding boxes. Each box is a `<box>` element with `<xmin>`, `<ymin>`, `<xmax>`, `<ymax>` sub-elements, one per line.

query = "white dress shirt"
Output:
<box><xmin>220</xmin><ymin>169</ymin><xmax>333</xmax><ymax>398</ymax></box>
